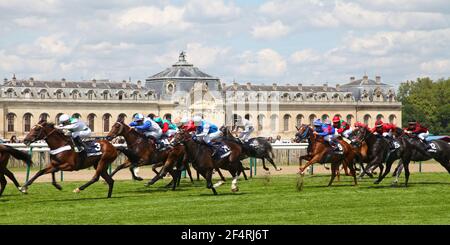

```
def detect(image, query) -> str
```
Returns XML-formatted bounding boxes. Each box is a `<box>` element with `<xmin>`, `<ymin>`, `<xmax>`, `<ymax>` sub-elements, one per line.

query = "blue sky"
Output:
<box><xmin>1</xmin><ymin>0</ymin><xmax>450</xmax><ymax>88</ymax></box>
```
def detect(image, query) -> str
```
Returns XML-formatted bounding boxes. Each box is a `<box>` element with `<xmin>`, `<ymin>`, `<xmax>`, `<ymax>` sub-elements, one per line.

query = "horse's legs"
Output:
<box><xmin>4</xmin><ymin>168</ymin><xmax>21</xmax><ymax>189</ymax></box>
<box><xmin>265</xmin><ymin>156</ymin><xmax>281</xmax><ymax>171</ymax></box>
<box><xmin>109</xmin><ymin>161</ymin><xmax>129</xmax><ymax>177</ymax></box>
<box><xmin>75</xmin><ymin>161</ymin><xmax>108</xmax><ymax>195</ymax></box>
<box><xmin>99</xmin><ymin>169</ymin><xmax>115</xmax><ymax>198</ymax></box>
<box><xmin>0</xmin><ymin>173</ymin><xmax>6</xmax><ymax>196</ymax></box>
<box><xmin>239</xmin><ymin>162</ymin><xmax>248</xmax><ymax>180</ymax></box>
<box><xmin>347</xmin><ymin>159</ymin><xmax>358</xmax><ymax>186</ymax></box>
<box><xmin>216</xmin><ymin>168</ymin><xmax>226</xmax><ymax>182</ymax></box>
<box><xmin>299</xmin><ymin>155</ymin><xmax>321</xmax><ymax>174</ymax></box>
<box><xmin>261</xmin><ymin>158</ymin><xmax>269</xmax><ymax>171</ymax></box>
<box><xmin>403</xmin><ymin>159</ymin><xmax>411</xmax><ymax>187</ymax></box>
<box><xmin>205</xmin><ymin>169</ymin><xmax>217</xmax><ymax>195</ymax></box>
<box><xmin>20</xmin><ymin>166</ymin><xmax>58</xmax><ymax>192</ymax></box>
<box><xmin>328</xmin><ymin>162</ymin><xmax>339</xmax><ymax>186</ymax></box>
<box><xmin>375</xmin><ymin>157</ymin><xmax>396</xmax><ymax>184</ymax></box>
<box><xmin>51</xmin><ymin>171</ymin><xmax>63</xmax><ymax>190</ymax></box>
<box><xmin>230</xmin><ymin>169</ymin><xmax>239</xmax><ymax>192</ymax></box>
<box><xmin>130</xmin><ymin>166</ymin><xmax>143</xmax><ymax>181</ymax></box>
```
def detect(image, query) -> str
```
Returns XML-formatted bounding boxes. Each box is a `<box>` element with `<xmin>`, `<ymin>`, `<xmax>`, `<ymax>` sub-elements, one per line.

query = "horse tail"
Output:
<box><xmin>0</xmin><ymin>144</ymin><xmax>32</xmax><ymax>166</ymax></box>
<box><xmin>116</xmin><ymin>146</ymin><xmax>140</xmax><ymax>163</ymax></box>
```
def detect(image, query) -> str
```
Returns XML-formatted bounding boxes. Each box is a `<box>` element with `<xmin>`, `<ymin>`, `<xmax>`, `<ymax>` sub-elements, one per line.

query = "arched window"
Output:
<box><xmin>6</xmin><ymin>88</ymin><xmax>15</xmax><ymax>98</ymax></box>
<box><xmin>103</xmin><ymin>113</ymin><xmax>111</xmax><ymax>132</ymax></box>
<box><xmin>164</xmin><ymin>113</ymin><xmax>172</xmax><ymax>121</ymax></box>
<box><xmin>118</xmin><ymin>91</ymin><xmax>124</xmax><ymax>100</ymax></box>
<box><xmin>321</xmin><ymin>114</ymin><xmax>329</xmax><ymax>122</ymax></box>
<box><xmin>87</xmin><ymin>90</ymin><xmax>94</xmax><ymax>100</ymax></box>
<box><xmin>23</xmin><ymin>89</ymin><xmax>32</xmax><ymax>99</ymax></box>
<box><xmin>309</xmin><ymin>114</ymin><xmax>317</xmax><ymax>125</ymax></box>
<box><xmin>132</xmin><ymin>91</ymin><xmax>139</xmax><ymax>100</ymax></box>
<box><xmin>233</xmin><ymin>114</ymin><xmax>242</xmax><ymax>128</ymax></box>
<box><xmin>39</xmin><ymin>113</ymin><xmax>49</xmax><ymax>122</ymax></box>
<box><xmin>87</xmin><ymin>113</ymin><xmax>96</xmax><ymax>131</ymax></box>
<box><xmin>270</xmin><ymin>114</ymin><xmax>278</xmax><ymax>132</ymax></box>
<box><xmin>72</xmin><ymin>113</ymin><xmax>81</xmax><ymax>119</ymax></box>
<box><xmin>102</xmin><ymin>90</ymin><xmax>109</xmax><ymax>100</ymax></box>
<box><xmin>55</xmin><ymin>113</ymin><xmax>64</xmax><ymax>124</ymax></box>
<box><xmin>389</xmin><ymin>114</ymin><xmax>397</xmax><ymax>124</ymax></box>
<box><xmin>296</xmin><ymin>114</ymin><xmax>304</xmax><ymax>127</ymax></box>
<box><xmin>257</xmin><ymin>114</ymin><xmax>265</xmax><ymax>131</ymax></box>
<box><xmin>72</xmin><ymin>90</ymin><xmax>80</xmax><ymax>100</ymax></box>
<box><xmin>118</xmin><ymin>113</ymin><xmax>127</xmax><ymax>122</ymax></box>
<box><xmin>23</xmin><ymin>113</ymin><xmax>32</xmax><ymax>132</ymax></box>
<box><xmin>39</xmin><ymin>89</ymin><xmax>48</xmax><ymax>99</ymax></box>
<box><xmin>376</xmin><ymin>114</ymin><xmax>384</xmax><ymax>121</ymax></box>
<box><xmin>283</xmin><ymin>114</ymin><xmax>291</xmax><ymax>131</ymax></box>
<box><xmin>55</xmin><ymin>89</ymin><xmax>64</xmax><ymax>99</ymax></box>
<box><xmin>7</xmin><ymin>113</ymin><xmax>16</xmax><ymax>132</ymax></box>
<box><xmin>364</xmin><ymin>114</ymin><xmax>372</xmax><ymax>125</ymax></box>
<box><xmin>346</xmin><ymin>114</ymin><xmax>354</xmax><ymax>125</ymax></box>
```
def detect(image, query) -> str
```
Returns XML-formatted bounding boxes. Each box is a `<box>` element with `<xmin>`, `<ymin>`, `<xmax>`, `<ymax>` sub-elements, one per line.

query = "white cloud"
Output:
<box><xmin>13</xmin><ymin>16</ymin><xmax>48</xmax><ymax>28</ymax></box>
<box><xmin>420</xmin><ymin>59</ymin><xmax>450</xmax><ymax>73</ymax></box>
<box><xmin>185</xmin><ymin>0</ymin><xmax>240</xmax><ymax>21</ymax></box>
<box><xmin>251</xmin><ymin>20</ymin><xmax>290</xmax><ymax>39</ymax></box>
<box><xmin>186</xmin><ymin>43</ymin><xmax>230</xmax><ymax>69</ymax></box>
<box><xmin>237</xmin><ymin>49</ymin><xmax>287</xmax><ymax>77</ymax></box>
<box><xmin>117</xmin><ymin>6</ymin><xmax>190</xmax><ymax>31</ymax></box>
<box><xmin>290</xmin><ymin>49</ymin><xmax>321</xmax><ymax>63</ymax></box>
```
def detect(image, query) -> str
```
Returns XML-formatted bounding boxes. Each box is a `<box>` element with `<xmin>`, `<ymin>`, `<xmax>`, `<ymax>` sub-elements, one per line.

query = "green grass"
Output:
<box><xmin>1</xmin><ymin>172</ymin><xmax>450</xmax><ymax>224</ymax></box>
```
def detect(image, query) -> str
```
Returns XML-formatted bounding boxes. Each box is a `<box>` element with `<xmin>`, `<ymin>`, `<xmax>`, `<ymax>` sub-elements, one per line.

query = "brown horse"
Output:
<box><xmin>21</xmin><ymin>120</ymin><xmax>118</xmax><ymax>198</ymax></box>
<box><xmin>294</xmin><ymin>125</ymin><xmax>357</xmax><ymax>186</ymax></box>
<box><xmin>106</xmin><ymin>119</ymin><xmax>192</xmax><ymax>188</ymax></box>
<box><xmin>0</xmin><ymin>145</ymin><xmax>33</xmax><ymax>197</ymax></box>
<box><xmin>171</xmin><ymin>129</ymin><xmax>244</xmax><ymax>194</ymax></box>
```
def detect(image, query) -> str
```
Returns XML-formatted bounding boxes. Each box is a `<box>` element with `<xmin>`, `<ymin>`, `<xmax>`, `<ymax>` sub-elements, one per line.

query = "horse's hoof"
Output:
<box><xmin>18</xmin><ymin>186</ymin><xmax>28</xmax><ymax>194</ymax></box>
<box><xmin>374</xmin><ymin>181</ymin><xmax>380</xmax><ymax>184</ymax></box>
<box><xmin>231</xmin><ymin>187</ymin><xmax>239</xmax><ymax>192</ymax></box>
<box><xmin>134</xmin><ymin>177</ymin><xmax>144</xmax><ymax>181</ymax></box>
<box><xmin>276</xmin><ymin>167</ymin><xmax>282</xmax><ymax>171</ymax></box>
<box><xmin>213</xmin><ymin>181</ymin><xmax>224</xmax><ymax>188</ymax></box>
<box><xmin>73</xmin><ymin>188</ymin><xmax>81</xmax><ymax>193</ymax></box>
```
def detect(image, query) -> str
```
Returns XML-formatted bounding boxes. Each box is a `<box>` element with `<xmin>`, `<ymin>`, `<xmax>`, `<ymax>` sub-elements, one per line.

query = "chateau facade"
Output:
<box><xmin>0</xmin><ymin>53</ymin><xmax>401</xmax><ymax>140</ymax></box>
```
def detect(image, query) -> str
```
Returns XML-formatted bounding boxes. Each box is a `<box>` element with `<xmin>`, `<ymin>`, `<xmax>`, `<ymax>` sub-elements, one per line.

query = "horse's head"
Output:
<box><xmin>170</xmin><ymin>129</ymin><xmax>191</xmax><ymax>146</ymax></box>
<box><xmin>23</xmin><ymin>119</ymin><xmax>57</xmax><ymax>146</ymax></box>
<box><xmin>391</xmin><ymin>127</ymin><xmax>404</xmax><ymax>138</ymax></box>
<box><xmin>350</xmin><ymin>126</ymin><xmax>369</xmax><ymax>146</ymax></box>
<box><xmin>106</xmin><ymin>119</ymin><xmax>130</xmax><ymax>141</ymax></box>
<box><xmin>294</xmin><ymin>124</ymin><xmax>311</xmax><ymax>143</ymax></box>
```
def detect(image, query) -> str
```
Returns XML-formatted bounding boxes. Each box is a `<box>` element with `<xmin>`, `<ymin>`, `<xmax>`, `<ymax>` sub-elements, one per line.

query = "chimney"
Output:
<box><xmin>12</xmin><ymin>74</ymin><xmax>16</xmax><ymax>86</ymax></box>
<box><xmin>29</xmin><ymin>77</ymin><xmax>34</xmax><ymax>86</ymax></box>
<box><xmin>375</xmin><ymin>76</ymin><xmax>381</xmax><ymax>84</ymax></box>
<box><xmin>350</xmin><ymin>76</ymin><xmax>355</xmax><ymax>82</ymax></box>
<box><xmin>336</xmin><ymin>83</ymin><xmax>340</xmax><ymax>91</ymax></box>
<box><xmin>222</xmin><ymin>82</ymin><xmax>226</xmax><ymax>89</ymax></box>
<box><xmin>323</xmin><ymin>83</ymin><xmax>328</xmax><ymax>91</ymax></box>
<box><xmin>61</xmin><ymin>78</ymin><xmax>66</xmax><ymax>87</ymax></box>
<box><xmin>298</xmin><ymin>83</ymin><xmax>302</xmax><ymax>91</ymax></box>
<box><xmin>362</xmin><ymin>75</ymin><xmax>368</xmax><ymax>84</ymax></box>
<box><xmin>122</xmin><ymin>80</ymin><xmax>127</xmax><ymax>89</ymax></box>
<box><xmin>232</xmin><ymin>81</ymin><xmax>238</xmax><ymax>90</ymax></box>
<box><xmin>246</xmin><ymin>82</ymin><xmax>251</xmax><ymax>90</ymax></box>
<box><xmin>3</xmin><ymin>78</ymin><xmax>7</xmax><ymax>85</ymax></box>
<box><xmin>137</xmin><ymin>80</ymin><xmax>142</xmax><ymax>89</ymax></box>
<box><xmin>92</xmin><ymin>79</ymin><xmax>96</xmax><ymax>88</ymax></box>
<box><xmin>272</xmin><ymin>83</ymin><xmax>277</xmax><ymax>90</ymax></box>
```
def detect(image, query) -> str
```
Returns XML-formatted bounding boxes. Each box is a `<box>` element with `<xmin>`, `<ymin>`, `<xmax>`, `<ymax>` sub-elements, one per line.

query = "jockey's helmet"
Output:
<box><xmin>408</xmin><ymin>120</ymin><xmax>416</xmax><ymax>125</ymax></box>
<box><xmin>134</xmin><ymin>113</ymin><xmax>144</xmax><ymax>122</ymax></box>
<box><xmin>375</xmin><ymin>119</ymin><xmax>383</xmax><ymax>127</ymax></box>
<box><xmin>59</xmin><ymin>114</ymin><xmax>70</xmax><ymax>124</ymax></box>
<box><xmin>180</xmin><ymin>117</ymin><xmax>189</xmax><ymax>125</ymax></box>
<box><xmin>313</xmin><ymin>119</ymin><xmax>322</xmax><ymax>127</ymax></box>
<box><xmin>324</xmin><ymin>119</ymin><xmax>331</xmax><ymax>125</ymax></box>
<box><xmin>193</xmin><ymin>116</ymin><xmax>202</xmax><ymax>126</ymax></box>
<box><xmin>173</xmin><ymin>117</ymin><xmax>182</xmax><ymax>127</ymax></box>
<box><xmin>332</xmin><ymin>116</ymin><xmax>340</xmax><ymax>123</ymax></box>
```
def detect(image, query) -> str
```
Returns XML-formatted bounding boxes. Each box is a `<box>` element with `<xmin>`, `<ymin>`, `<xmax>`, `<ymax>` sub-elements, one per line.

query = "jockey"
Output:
<box><xmin>405</xmin><ymin>120</ymin><xmax>430</xmax><ymax>146</ymax></box>
<box><xmin>130</xmin><ymin>113</ymin><xmax>164</xmax><ymax>148</ymax></box>
<box><xmin>332</xmin><ymin>116</ymin><xmax>345</xmax><ymax>134</ymax></box>
<box><xmin>193</xmin><ymin>116</ymin><xmax>230</xmax><ymax>158</ymax></box>
<box><xmin>161</xmin><ymin>116</ymin><xmax>178</xmax><ymax>139</ymax></box>
<box><xmin>322</xmin><ymin>120</ymin><xmax>339</xmax><ymax>151</ymax></box>
<box><xmin>338</xmin><ymin>121</ymin><xmax>352</xmax><ymax>139</ymax></box>
<box><xmin>56</xmin><ymin>114</ymin><xmax>91</xmax><ymax>152</ymax></box>
<box><xmin>180</xmin><ymin>117</ymin><xmax>196</xmax><ymax>133</ymax></box>
<box><xmin>237</xmin><ymin>115</ymin><xmax>254</xmax><ymax>142</ymax></box>
<box><xmin>354</xmin><ymin>121</ymin><xmax>368</xmax><ymax>130</ymax></box>
<box><xmin>313</xmin><ymin>119</ymin><xmax>323</xmax><ymax>132</ymax></box>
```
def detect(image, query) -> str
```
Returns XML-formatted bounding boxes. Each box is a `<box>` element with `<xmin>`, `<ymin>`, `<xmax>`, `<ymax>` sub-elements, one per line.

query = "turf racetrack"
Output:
<box><xmin>1</xmin><ymin>172</ymin><xmax>450</xmax><ymax>224</ymax></box>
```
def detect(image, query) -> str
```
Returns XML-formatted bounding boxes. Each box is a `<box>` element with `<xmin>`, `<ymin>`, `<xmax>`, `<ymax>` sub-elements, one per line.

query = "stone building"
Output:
<box><xmin>0</xmin><ymin>52</ymin><xmax>401</xmax><ymax>140</ymax></box>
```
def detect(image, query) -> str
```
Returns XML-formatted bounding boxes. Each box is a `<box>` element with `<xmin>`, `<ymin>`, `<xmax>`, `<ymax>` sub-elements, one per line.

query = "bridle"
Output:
<box><xmin>32</xmin><ymin>123</ymin><xmax>58</xmax><ymax>142</ymax></box>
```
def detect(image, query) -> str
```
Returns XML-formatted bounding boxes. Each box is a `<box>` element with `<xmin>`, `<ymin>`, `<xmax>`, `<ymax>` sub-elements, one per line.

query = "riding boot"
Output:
<box><xmin>73</xmin><ymin>137</ymin><xmax>86</xmax><ymax>170</ymax></box>
<box><xmin>73</xmin><ymin>136</ymin><xmax>86</xmax><ymax>152</ymax></box>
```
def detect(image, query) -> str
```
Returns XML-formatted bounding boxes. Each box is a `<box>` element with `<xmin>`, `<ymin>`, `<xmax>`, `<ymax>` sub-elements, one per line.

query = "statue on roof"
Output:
<box><xmin>179</xmin><ymin>51</ymin><xmax>186</xmax><ymax>62</ymax></box>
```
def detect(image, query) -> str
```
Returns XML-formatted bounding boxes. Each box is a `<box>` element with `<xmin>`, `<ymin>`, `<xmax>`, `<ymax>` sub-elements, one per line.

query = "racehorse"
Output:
<box><xmin>170</xmin><ymin>129</ymin><xmax>244</xmax><ymax>195</ymax></box>
<box><xmin>106</xmin><ymin>119</ymin><xmax>191</xmax><ymax>189</ymax></box>
<box><xmin>0</xmin><ymin>144</ymin><xmax>33</xmax><ymax>197</ymax></box>
<box><xmin>220</xmin><ymin>126</ymin><xmax>281</xmax><ymax>171</ymax></box>
<box><xmin>21</xmin><ymin>120</ymin><xmax>118</xmax><ymax>198</ymax></box>
<box><xmin>376</xmin><ymin>127</ymin><xmax>450</xmax><ymax>186</ymax></box>
<box><xmin>294</xmin><ymin>125</ymin><xmax>357</xmax><ymax>186</ymax></box>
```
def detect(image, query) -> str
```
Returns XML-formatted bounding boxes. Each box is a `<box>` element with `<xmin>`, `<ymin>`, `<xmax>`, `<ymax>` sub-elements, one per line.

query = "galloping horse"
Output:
<box><xmin>294</xmin><ymin>124</ymin><xmax>357</xmax><ymax>186</ymax></box>
<box><xmin>0</xmin><ymin>145</ymin><xmax>33</xmax><ymax>197</ymax></box>
<box><xmin>106</xmin><ymin>119</ymin><xmax>192</xmax><ymax>189</ymax></box>
<box><xmin>376</xmin><ymin>127</ymin><xmax>450</xmax><ymax>186</ymax></box>
<box><xmin>21</xmin><ymin>120</ymin><xmax>118</xmax><ymax>198</ymax></box>
<box><xmin>220</xmin><ymin>126</ymin><xmax>281</xmax><ymax>171</ymax></box>
<box><xmin>171</xmin><ymin>130</ymin><xmax>244</xmax><ymax>195</ymax></box>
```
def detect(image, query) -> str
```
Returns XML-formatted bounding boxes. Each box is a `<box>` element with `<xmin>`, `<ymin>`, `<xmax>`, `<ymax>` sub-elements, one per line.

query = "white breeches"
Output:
<box><xmin>342</xmin><ymin>129</ymin><xmax>352</xmax><ymax>139</ymax></box>
<box><xmin>165</xmin><ymin>129</ymin><xmax>178</xmax><ymax>137</ymax></box>
<box><xmin>72</xmin><ymin>128</ymin><xmax>91</xmax><ymax>138</ymax></box>
<box><xmin>418</xmin><ymin>131</ymin><xmax>429</xmax><ymax>140</ymax></box>
<box><xmin>145</xmin><ymin>129</ymin><xmax>162</xmax><ymax>139</ymax></box>
<box><xmin>204</xmin><ymin>131</ymin><xmax>222</xmax><ymax>143</ymax></box>
<box><xmin>324</xmin><ymin>135</ymin><xmax>333</xmax><ymax>142</ymax></box>
<box><xmin>239</xmin><ymin>126</ymin><xmax>254</xmax><ymax>141</ymax></box>
<box><xmin>382</xmin><ymin>132</ymin><xmax>392</xmax><ymax>137</ymax></box>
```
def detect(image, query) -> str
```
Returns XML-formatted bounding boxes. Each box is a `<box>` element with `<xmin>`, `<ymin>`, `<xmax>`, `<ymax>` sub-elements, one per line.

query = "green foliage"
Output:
<box><xmin>2</xmin><ymin>173</ymin><xmax>450</xmax><ymax>224</ymax></box>
<box><xmin>399</xmin><ymin>77</ymin><xmax>450</xmax><ymax>134</ymax></box>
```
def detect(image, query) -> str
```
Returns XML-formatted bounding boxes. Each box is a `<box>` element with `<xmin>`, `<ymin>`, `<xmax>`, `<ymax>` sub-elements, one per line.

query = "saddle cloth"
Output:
<box><xmin>83</xmin><ymin>140</ymin><xmax>102</xmax><ymax>156</ymax></box>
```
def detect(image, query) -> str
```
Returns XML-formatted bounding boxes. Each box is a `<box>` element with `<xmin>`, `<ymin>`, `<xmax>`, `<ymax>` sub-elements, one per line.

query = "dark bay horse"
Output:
<box><xmin>220</xmin><ymin>126</ymin><xmax>281</xmax><ymax>171</ymax></box>
<box><xmin>21</xmin><ymin>120</ymin><xmax>118</xmax><ymax>198</ymax></box>
<box><xmin>295</xmin><ymin>125</ymin><xmax>357</xmax><ymax>186</ymax></box>
<box><xmin>0</xmin><ymin>144</ymin><xmax>33</xmax><ymax>196</ymax></box>
<box><xmin>171</xmin><ymin>130</ymin><xmax>244</xmax><ymax>195</ymax></box>
<box><xmin>106</xmin><ymin>120</ymin><xmax>192</xmax><ymax>189</ymax></box>
<box><xmin>377</xmin><ymin>127</ymin><xmax>450</xmax><ymax>186</ymax></box>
